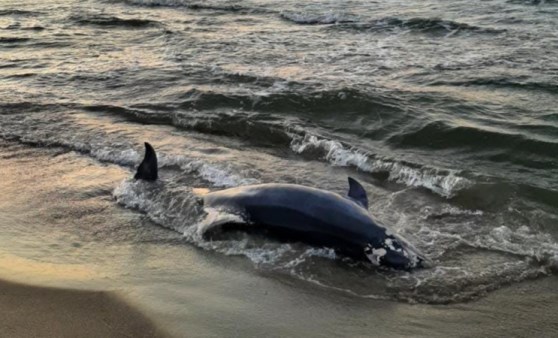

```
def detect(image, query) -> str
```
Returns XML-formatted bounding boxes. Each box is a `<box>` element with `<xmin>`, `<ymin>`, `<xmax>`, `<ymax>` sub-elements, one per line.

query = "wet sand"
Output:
<box><xmin>0</xmin><ymin>279</ymin><xmax>167</xmax><ymax>338</ymax></box>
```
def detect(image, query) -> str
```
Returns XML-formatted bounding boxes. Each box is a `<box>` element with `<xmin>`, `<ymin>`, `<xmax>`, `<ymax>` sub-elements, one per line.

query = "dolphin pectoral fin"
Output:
<box><xmin>192</xmin><ymin>188</ymin><xmax>211</xmax><ymax>197</ymax></box>
<box><xmin>134</xmin><ymin>142</ymin><xmax>158</xmax><ymax>181</ymax></box>
<box><xmin>196</xmin><ymin>208</ymin><xmax>248</xmax><ymax>238</ymax></box>
<box><xmin>347</xmin><ymin>177</ymin><xmax>369</xmax><ymax>209</ymax></box>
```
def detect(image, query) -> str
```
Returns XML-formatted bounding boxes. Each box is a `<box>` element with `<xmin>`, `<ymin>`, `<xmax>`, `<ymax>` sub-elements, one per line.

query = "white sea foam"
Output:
<box><xmin>220</xmin><ymin>241</ymin><xmax>294</xmax><ymax>265</ymax></box>
<box><xmin>419</xmin><ymin>205</ymin><xmax>484</xmax><ymax>219</ymax></box>
<box><xmin>90</xmin><ymin>143</ymin><xmax>259</xmax><ymax>188</ymax></box>
<box><xmin>91</xmin><ymin>147</ymin><xmax>140</xmax><ymax>165</ymax></box>
<box><xmin>478</xmin><ymin>225</ymin><xmax>558</xmax><ymax>268</ymax></box>
<box><xmin>289</xmin><ymin>133</ymin><xmax>471</xmax><ymax>197</ymax></box>
<box><xmin>416</xmin><ymin>219</ymin><xmax>558</xmax><ymax>271</ymax></box>
<box><xmin>178</xmin><ymin>159</ymin><xmax>258</xmax><ymax>188</ymax></box>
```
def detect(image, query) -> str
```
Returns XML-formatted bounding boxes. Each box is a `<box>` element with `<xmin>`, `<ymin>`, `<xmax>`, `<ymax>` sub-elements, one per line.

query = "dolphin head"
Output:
<box><xmin>364</xmin><ymin>232</ymin><xmax>429</xmax><ymax>270</ymax></box>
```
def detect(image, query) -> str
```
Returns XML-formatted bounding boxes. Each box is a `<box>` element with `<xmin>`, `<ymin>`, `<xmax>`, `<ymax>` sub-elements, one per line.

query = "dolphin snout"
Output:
<box><xmin>383</xmin><ymin>249</ymin><xmax>413</xmax><ymax>270</ymax></box>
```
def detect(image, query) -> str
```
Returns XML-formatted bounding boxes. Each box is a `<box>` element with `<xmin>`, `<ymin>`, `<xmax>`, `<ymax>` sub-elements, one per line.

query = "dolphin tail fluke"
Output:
<box><xmin>134</xmin><ymin>142</ymin><xmax>158</xmax><ymax>181</ymax></box>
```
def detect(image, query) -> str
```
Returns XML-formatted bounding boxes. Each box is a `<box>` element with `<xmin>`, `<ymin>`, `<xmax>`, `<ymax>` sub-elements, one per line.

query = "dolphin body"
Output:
<box><xmin>135</xmin><ymin>142</ymin><xmax>428</xmax><ymax>270</ymax></box>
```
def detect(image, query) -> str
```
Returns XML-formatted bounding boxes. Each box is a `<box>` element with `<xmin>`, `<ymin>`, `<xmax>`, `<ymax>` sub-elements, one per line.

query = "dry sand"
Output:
<box><xmin>0</xmin><ymin>279</ymin><xmax>167</xmax><ymax>338</ymax></box>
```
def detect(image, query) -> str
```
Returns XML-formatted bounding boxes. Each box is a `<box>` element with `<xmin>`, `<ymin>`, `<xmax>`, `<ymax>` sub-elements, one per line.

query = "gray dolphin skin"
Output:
<box><xmin>135</xmin><ymin>143</ymin><xmax>429</xmax><ymax>270</ymax></box>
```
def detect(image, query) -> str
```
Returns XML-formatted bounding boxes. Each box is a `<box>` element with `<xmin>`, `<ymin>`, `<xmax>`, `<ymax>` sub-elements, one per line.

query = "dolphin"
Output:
<box><xmin>135</xmin><ymin>142</ymin><xmax>429</xmax><ymax>270</ymax></box>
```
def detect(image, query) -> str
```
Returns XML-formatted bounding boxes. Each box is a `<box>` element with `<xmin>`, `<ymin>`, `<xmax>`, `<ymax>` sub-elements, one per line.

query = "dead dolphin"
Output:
<box><xmin>135</xmin><ymin>142</ymin><xmax>429</xmax><ymax>270</ymax></box>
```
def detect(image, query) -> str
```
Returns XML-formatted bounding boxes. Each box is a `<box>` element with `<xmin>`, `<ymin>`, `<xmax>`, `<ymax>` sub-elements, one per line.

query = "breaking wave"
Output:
<box><xmin>82</xmin><ymin>103</ymin><xmax>471</xmax><ymax>197</ymax></box>
<box><xmin>289</xmin><ymin>133</ymin><xmax>471</xmax><ymax>197</ymax></box>
<box><xmin>332</xmin><ymin>17</ymin><xmax>505</xmax><ymax>35</ymax></box>
<box><xmin>0</xmin><ymin>120</ymin><xmax>257</xmax><ymax>189</ymax></box>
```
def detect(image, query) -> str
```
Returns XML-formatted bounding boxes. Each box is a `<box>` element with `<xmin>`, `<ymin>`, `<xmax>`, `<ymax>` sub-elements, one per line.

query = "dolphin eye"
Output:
<box><xmin>364</xmin><ymin>245</ymin><xmax>373</xmax><ymax>254</ymax></box>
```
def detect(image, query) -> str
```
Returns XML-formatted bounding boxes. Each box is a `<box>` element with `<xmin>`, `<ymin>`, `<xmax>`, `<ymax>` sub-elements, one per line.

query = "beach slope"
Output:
<box><xmin>0</xmin><ymin>279</ymin><xmax>167</xmax><ymax>338</ymax></box>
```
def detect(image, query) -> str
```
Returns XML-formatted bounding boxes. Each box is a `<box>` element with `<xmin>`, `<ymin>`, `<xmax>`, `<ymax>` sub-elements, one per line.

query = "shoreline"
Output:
<box><xmin>0</xmin><ymin>278</ymin><xmax>168</xmax><ymax>338</ymax></box>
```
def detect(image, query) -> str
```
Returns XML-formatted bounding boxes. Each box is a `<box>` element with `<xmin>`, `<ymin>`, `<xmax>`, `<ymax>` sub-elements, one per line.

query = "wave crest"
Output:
<box><xmin>289</xmin><ymin>133</ymin><xmax>471</xmax><ymax>197</ymax></box>
<box><xmin>69</xmin><ymin>14</ymin><xmax>159</xmax><ymax>28</ymax></box>
<box><xmin>333</xmin><ymin>17</ymin><xmax>505</xmax><ymax>35</ymax></box>
<box><xmin>280</xmin><ymin>11</ymin><xmax>355</xmax><ymax>25</ymax></box>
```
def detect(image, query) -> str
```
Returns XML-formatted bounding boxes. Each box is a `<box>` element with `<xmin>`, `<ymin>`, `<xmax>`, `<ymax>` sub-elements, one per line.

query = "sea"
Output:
<box><xmin>1</xmin><ymin>0</ymin><xmax>557</xmax><ymax>336</ymax></box>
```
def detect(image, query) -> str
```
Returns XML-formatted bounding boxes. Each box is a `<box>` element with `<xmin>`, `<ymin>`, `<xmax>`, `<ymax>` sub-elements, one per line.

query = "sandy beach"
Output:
<box><xmin>0</xmin><ymin>279</ymin><xmax>167</xmax><ymax>338</ymax></box>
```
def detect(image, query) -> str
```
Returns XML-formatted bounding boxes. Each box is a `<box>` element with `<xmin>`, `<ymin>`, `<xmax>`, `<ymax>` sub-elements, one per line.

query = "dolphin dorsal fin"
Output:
<box><xmin>134</xmin><ymin>142</ymin><xmax>158</xmax><ymax>181</ymax></box>
<box><xmin>347</xmin><ymin>177</ymin><xmax>368</xmax><ymax>209</ymax></box>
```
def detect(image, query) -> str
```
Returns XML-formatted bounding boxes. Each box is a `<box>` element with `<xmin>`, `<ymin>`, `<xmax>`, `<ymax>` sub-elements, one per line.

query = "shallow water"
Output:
<box><xmin>1</xmin><ymin>0</ymin><xmax>557</xmax><ymax>334</ymax></box>
<box><xmin>1</xmin><ymin>140</ymin><xmax>558</xmax><ymax>337</ymax></box>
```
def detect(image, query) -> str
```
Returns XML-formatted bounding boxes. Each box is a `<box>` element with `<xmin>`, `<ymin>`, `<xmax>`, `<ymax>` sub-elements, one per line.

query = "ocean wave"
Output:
<box><xmin>0</xmin><ymin>102</ymin><xmax>62</xmax><ymax>114</ymax></box>
<box><xmin>507</xmin><ymin>0</ymin><xmax>558</xmax><ymax>5</ymax></box>
<box><xmin>116</xmin><ymin>0</ymin><xmax>266</xmax><ymax>13</ymax></box>
<box><xmin>4</xmin><ymin>24</ymin><xmax>45</xmax><ymax>31</ymax></box>
<box><xmin>1</xmin><ymin>122</ymin><xmax>256</xmax><ymax>189</ymax></box>
<box><xmin>93</xmin><ymin>146</ymin><xmax>257</xmax><ymax>187</ymax></box>
<box><xmin>333</xmin><ymin>17</ymin><xmax>505</xmax><ymax>35</ymax></box>
<box><xmin>0</xmin><ymin>37</ymin><xmax>71</xmax><ymax>49</ymax></box>
<box><xmin>172</xmin><ymin>87</ymin><xmax>403</xmax><ymax>115</ymax></box>
<box><xmin>429</xmin><ymin>77</ymin><xmax>558</xmax><ymax>94</ymax></box>
<box><xmin>11</xmin><ymin>101</ymin><xmax>553</xmax><ymax>201</ymax></box>
<box><xmin>69</xmin><ymin>14</ymin><xmax>159</xmax><ymax>28</ymax></box>
<box><xmin>280</xmin><ymin>12</ymin><xmax>355</xmax><ymax>25</ymax></box>
<box><xmin>7</xmin><ymin>101</ymin><xmax>553</xmax><ymax>201</ymax></box>
<box><xmin>82</xmin><ymin>103</ymin><xmax>470</xmax><ymax>197</ymax></box>
<box><xmin>0</xmin><ymin>10</ymin><xmax>39</xmax><ymax>16</ymax></box>
<box><xmin>289</xmin><ymin>133</ymin><xmax>471</xmax><ymax>198</ymax></box>
<box><xmin>0</xmin><ymin>37</ymin><xmax>31</xmax><ymax>44</ymax></box>
<box><xmin>84</xmin><ymin>84</ymin><xmax>403</xmax><ymax>121</ymax></box>
<box><xmin>389</xmin><ymin>120</ymin><xmax>558</xmax><ymax>159</ymax></box>
<box><xmin>84</xmin><ymin>104</ymin><xmax>294</xmax><ymax>146</ymax></box>
<box><xmin>5</xmin><ymin>73</ymin><xmax>36</xmax><ymax>79</ymax></box>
